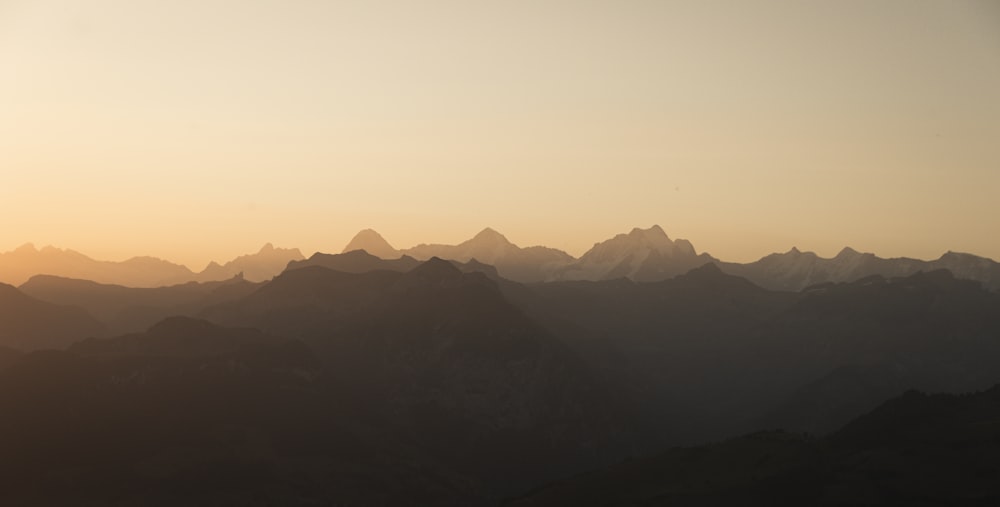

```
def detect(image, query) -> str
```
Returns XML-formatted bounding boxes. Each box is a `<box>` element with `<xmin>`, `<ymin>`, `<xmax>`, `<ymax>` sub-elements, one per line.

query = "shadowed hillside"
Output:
<box><xmin>509</xmin><ymin>385</ymin><xmax>1000</xmax><ymax>506</ymax></box>
<box><xmin>0</xmin><ymin>282</ymin><xmax>105</xmax><ymax>350</ymax></box>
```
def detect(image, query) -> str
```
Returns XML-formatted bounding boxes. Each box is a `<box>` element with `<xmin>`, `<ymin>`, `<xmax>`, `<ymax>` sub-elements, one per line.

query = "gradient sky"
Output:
<box><xmin>2</xmin><ymin>0</ymin><xmax>998</xmax><ymax>269</ymax></box>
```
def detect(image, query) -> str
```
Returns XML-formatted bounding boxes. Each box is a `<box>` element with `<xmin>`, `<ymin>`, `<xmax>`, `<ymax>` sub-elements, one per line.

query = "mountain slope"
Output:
<box><xmin>401</xmin><ymin>228</ymin><xmax>574</xmax><ymax>282</ymax></box>
<box><xmin>722</xmin><ymin>246</ymin><xmax>1000</xmax><ymax>291</ymax></box>
<box><xmin>20</xmin><ymin>274</ymin><xmax>263</xmax><ymax>335</ymax></box>
<box><xmin>0</xmin><ymin>283</ymin><xmax>105</xmax><ymax>350</ymax></box>
<box><xmin>556</xmin><ymin>225</ymin><xmax>717</xmax><ymax>282</ymax></box>
<box><xmin>0</xmin><ymin>317</ymin><xmax>488</xmax><ymax>505</ymax></box>
<box><xmin>0</xmin><ymin>243</ymin><xmax>196</xmax><ymax>287</ymax></box>
<box><xmin>343</xmin><ymin>229</ymin><xmax>402</xmax><ymax>259</ymax></box>
<box><xmin>510</xmin><ymin>385</ymin><xmax>1000</xmax><ymax>506</ymax></box>
<box><xmin>204</xmin><ymin>258</ymin><xmax>639</xmax><ymax>494</ymax></box>
<box><xmin>195</xmin><ymin>243</ymin><xmax>304</xmax><ymax>282</ymax></box>
<box><xmin>286</xmin><ymin>249</ymin><xmax>421</xmax><ymax>274</ymax></box>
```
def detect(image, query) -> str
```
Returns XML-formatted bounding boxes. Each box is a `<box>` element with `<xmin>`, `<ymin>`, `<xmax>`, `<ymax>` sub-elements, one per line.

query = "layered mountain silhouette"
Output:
<box><xmin>0</xmin><ymin>242</ymin><xmax>302</xmax><ymax>288</ymax></box>
<box><xmin>510</xmin><ymin>385</ymin><xmax>1000</xmax><ymax>506</ymax></box>
<box><xmin>0</xmin><ymin>243</ymin><xmax>196</xmax><ymax>287</ymax></box>
<box><xmin>4</xmin><ymin>228</ymin><xmax>998</xmax><ymax>290</ymax></box>
<box><xmin>203</xmin><ymin>258</ymin><xmax>637</xmax><ymax>493</ymax></box>
<box><xmin>195</xmin><ymin>242</ymin><xmax>304</xmax><ymax>282</ymax></box>
<box><xmin>330</xmin><ymin>225</ymin><xmax>1000</xmax><ymax>290</ymax></box>
<box><xmin>555</xmin><ymin>225</ymin><xmax>718</xmax><ymax>281</ymax></box>
<box><xmin>399</xmin><ymin>228</ymin><xmax>575</xmax><ymax>282</ymax></box>
<box><xmin>2</xmin><ymin>227</ymin><xmax>1000</xmax><ymax>504</ymax></box>
<box><xmin>519</xmin><ymin>265</ymin><xmax>1000</xmax><ymax>443</ymax></box>
<box><xmin>342</xmin><ymin>228</ymin><xmax>403</xmax><ymax>259</ymax></box>
<box><xmin>0</xmin><ymin>282</ymin><xmax>104</xmax><ymax>350</ymax></box>
<box><xmin>19</xmin><ymin>274</ymin><xmax>263</xmax><ymax>335</ymax></box>
<box><xmin>0</xmin><ymin>317</ymin><xmax>493</xmax><ymax>505</ymax></box>
<box><xmin>288</xmin><ymin>249</ymin><xmax>501</xmax><ymax>279</ymax></box>
<box><xmin>722</xmin><ymin>245</ymin><xmax>1000</xmax><ymax>291</ymax></box>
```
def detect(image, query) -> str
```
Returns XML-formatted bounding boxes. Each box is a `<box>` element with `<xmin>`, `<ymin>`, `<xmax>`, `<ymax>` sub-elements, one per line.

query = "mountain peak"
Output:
<box><xmin>343</xmin><ymin>229</ymin><xmax>400</xmax><ymax>259</ymax></box>
<box><xmin>406</xmin><ymin>257</ymin><xmax>463</xmax><ymax>282</ymax></box>
<box><xmin>259</xmin><ymin>243</ymin><xmax>275</xmax><ymax>253</ymax></box>
<box><xmin>471</xmin><ymin>227</ymin><xmax>511</xmax><ymax>244</ymax></box>
<box><xmin>835</xmin><ymin>246</ymin><xmax>862</xmax><ymax>260</ymax></box>
<box><xmin>628</xmin><ymin>225</ymin><xmax>669</xmax><ymax>240</ymax></box>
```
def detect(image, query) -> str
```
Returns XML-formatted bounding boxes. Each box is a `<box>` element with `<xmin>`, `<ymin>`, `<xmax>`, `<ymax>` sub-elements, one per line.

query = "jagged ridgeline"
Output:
<box><xmin>1</xmin><ymin>227</ymin><xmax>999</xmax><ymax>505</ymax></box>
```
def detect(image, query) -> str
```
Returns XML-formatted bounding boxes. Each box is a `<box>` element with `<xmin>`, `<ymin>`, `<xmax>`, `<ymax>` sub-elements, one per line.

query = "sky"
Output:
<box><xmin>1</xmin><ymin>0</ymin><xmax>998</xmax><ymax>269</ymax></box>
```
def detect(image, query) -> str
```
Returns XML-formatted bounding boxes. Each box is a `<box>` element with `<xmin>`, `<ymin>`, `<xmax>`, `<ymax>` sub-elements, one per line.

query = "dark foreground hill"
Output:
<box><xmin>509</xmin><ymin>385</ymin><xmax>1000</xmax><ymax>506</ymax></box>
<box><xmin>0</xmin><ymin>317</ymin><xmax>491</xmax><ymax>506</ymax></box>
<box><xmin>0</xmin><ymin>258</ymin><xmax>643</xmax><ymax>505</ymax></box>
<box><xmin>520</xmin><ymin>266</ymin><xmax>1000</xmax><ymax>444</ymax></box>
<box><xmin>204</xmin><ymin>258</ymin><xmax>641</xmax><ymax>492</ymax></box>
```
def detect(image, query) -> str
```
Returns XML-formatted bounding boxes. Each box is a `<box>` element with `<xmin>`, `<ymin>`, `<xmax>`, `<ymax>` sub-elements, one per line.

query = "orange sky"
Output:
<box><xmin>1</xmin><ymin>0</ymin><xmax>998</xmax><ymax>269</ymax></box>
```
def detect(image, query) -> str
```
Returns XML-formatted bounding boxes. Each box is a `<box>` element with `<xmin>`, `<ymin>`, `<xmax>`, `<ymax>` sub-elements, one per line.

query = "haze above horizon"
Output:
<box><xmin>2</xmin><ymin>0</ymin><xmax>998</xmax><ymax>268</ymax></box>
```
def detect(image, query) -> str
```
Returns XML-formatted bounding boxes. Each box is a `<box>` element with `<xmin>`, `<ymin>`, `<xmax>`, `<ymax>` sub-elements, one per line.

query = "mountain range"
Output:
<box><xmin>0</xmin><ymin>242</ymin><xmax>303</xmax><ymax>287</ymax></box>
<box><xmin>1</xmin><ymin>249</ymin><xmax>999</xmax><ymax>503</ymax></box>
<box><xmin>2</xmin><ymin>226</ymin><xmax>1000</xmax><ymax>504</ymax></box>
<box><xmin>337</xmin><ymin>226</ymin><xmax>1000</xmax><ymax>290</ymax></box>
<box><xmin>3</xmin><ymin>227</ymin><xmax>997</xmax><ymax>291</ymax></box>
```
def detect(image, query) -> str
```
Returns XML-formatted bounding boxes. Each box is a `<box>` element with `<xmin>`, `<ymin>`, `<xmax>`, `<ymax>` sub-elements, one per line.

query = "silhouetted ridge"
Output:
<box><xmin>286</xmin><ymin>249</ymin><xmax>420</xmax><ymax>274</ymax></box>
<box><xmin>511</xmin><ymin>384</ymin><xmax>1000</xmax><ymax>506</ymax></box>
<box><xmin>0</xmin><ymin>282</ymin><xmax>105</xmax><ymax>350</ymax></box>
<box><xmin>405</xmin><ymin>256</ymin><xmax>464</xmax><ymax>282</ymax></box>
<box><xmin>471</xmin><ymin>227</ymin><xmax>512</xmax><ymax>245</ymax></box>
<box><xmin>686</xmin><ymin>262</ymin><xmax>724</xmax><ymax>276</ymax></box>
<box><xmin>342</xmin><ymin>229</ymin><xmax>401</xmax><ymax>259</ymax></box>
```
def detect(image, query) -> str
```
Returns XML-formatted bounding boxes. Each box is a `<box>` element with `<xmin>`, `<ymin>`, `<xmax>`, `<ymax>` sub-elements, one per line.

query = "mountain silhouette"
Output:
<box><xmin>195</xmin><ymin>243</ymin><xmax>304</xmax><ymax>282</ymax></box>
<box><xmin>519</xmin><ymin>264</ymin><xmax>1000</xmax><ymax>444</ymax></box>
<box><xmin>0</xmin><ymin>317</ymin><xmax>492</xmax><ymax>505</ymax></box>
<box><xmin>0</xmin><ymin>243</ymin><xmax>305</xmax><ymax>288</ymax></box>
<box><xmin>401</xmin><ymin>228</ymin><xmax>574</xmax><ymax>282</ymax></box>
<box><xmin>556</xmin><ymin>225</ymin><xmax>718</xmax><ymax>282</ymax></box>
<box><xmin>342</xmin><ymin>228</ymin><xmax>402</xmax><ymax>259</ymax></box>
<box><xmin>4</xmin><ymin>229</ymin><xmax>999</xmax><ymax>290</ymax></box>
<box><xmin>0</xmin><ymin>282</ymin><xmax>105</xmax><ymax>350</ymax></box>
<box><xmin>510</xmin><ymin>384</ymin><xmax>1000</xmax><ymax>506</ymax></box>
<box><xmin>203</xmin><ymin>258</ymin><xmax>638</xmax><ymax>494</ymax></box>
<box><xmin>19</xmin><ymin>274</ymin><xmax>262</xmax><ymax>335</ymax></box>
<box><xmin>287</xmin><ymin>248</ymin><xmax>421</xmax><ymax>274</ymax></box>
<box><xmin>0</xmin><ymin>243</ymin><xmax>196</xmax><ymax>287</ymax></box>
<box><xmin>721</xmin><ymin>246</ymin><xmax>1000</xmax><ymax>291</ymax></box>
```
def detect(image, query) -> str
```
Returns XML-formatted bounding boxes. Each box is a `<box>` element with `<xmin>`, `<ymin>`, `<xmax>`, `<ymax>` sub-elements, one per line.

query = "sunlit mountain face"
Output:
<box><xmin>3</xmin><ymin>0</ymin><xmax>998</xmax><ymax>504</ymax></box>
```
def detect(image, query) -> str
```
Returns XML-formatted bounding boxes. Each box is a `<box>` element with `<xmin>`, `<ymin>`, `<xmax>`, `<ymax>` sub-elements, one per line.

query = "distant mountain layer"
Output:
<box><xmin>0</xmin><ymin>243</ymin><xmax>302</xmax><ymax>287</ymax></box>
<box><xmin>338</xmin><ymin>226</ymin><xmax>1000</xmax><ymax>289</ymax></box>
<box><xmin>195</xmin><ymin>243</ymin><xmax>304</xmax><ymax>282</ymax></box>
<box><xmin>2</xmin><ymin>227</ymin><xmax>998</xmax><ymax>290</ymax></box>
<box><xmin>342</xmin><ymin>228</ymin><xmax>402</xmax><ymax>259</ymax></box>
<box><xmin>721</xmin><ymin>246</ymin><xmax>1000</xmax><ymax>291</ymax></box>
<box><xmin>555</xmin><ymin>225</ymin><xmax>717</xmax><ymax>282</ymax></box>
<box><xmin>400</xmin><ymin>228</ymin><xmax>575</xmax><ymax>283</ymax></box>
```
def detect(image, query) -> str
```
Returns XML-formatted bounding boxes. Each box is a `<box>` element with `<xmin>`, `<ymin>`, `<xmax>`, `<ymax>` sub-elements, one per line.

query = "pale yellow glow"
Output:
<box><xmin>1</xmin><ymin>0</ymin><xmax>998</xmax><ymax>269</ymax></box>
